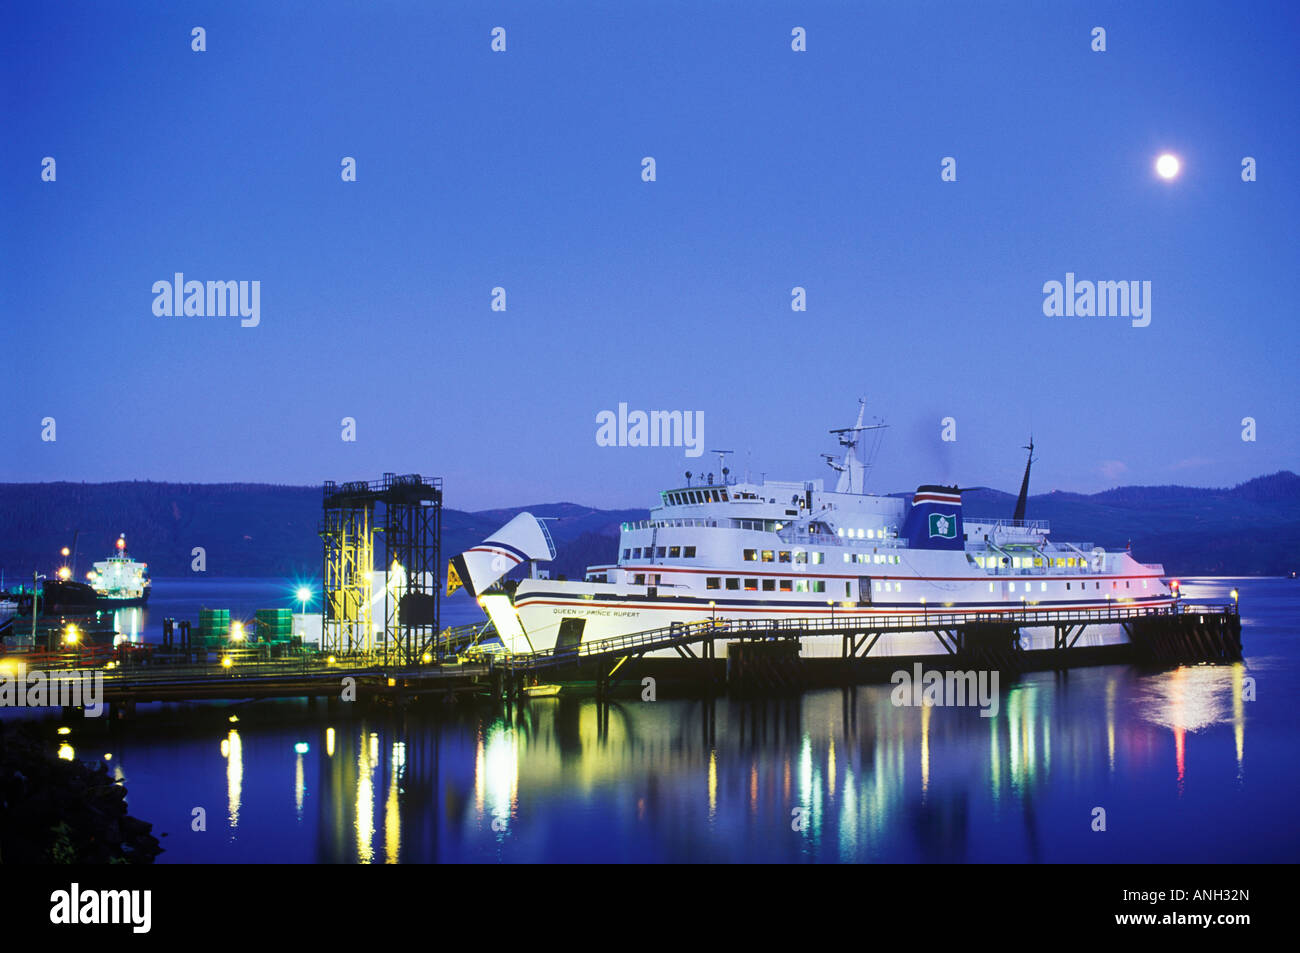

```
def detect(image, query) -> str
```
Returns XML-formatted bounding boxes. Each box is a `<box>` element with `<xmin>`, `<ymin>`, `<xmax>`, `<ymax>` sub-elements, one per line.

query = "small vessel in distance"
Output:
<box><xmin>85</xmin><ymin>534</ymin><xmax>151</xmax><ymax>608</ymax></box>
<box><xmin>521</xmin><ymin>683</ymin><xmax>562</xmax><ymax>698</ymax></box>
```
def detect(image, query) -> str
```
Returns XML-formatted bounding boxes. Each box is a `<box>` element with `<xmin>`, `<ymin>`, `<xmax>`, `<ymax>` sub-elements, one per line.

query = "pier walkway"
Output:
<box><xmin>0</xmin><ymin>602</ymin><xmax>1239</xmax><ymax>709</ymax></box>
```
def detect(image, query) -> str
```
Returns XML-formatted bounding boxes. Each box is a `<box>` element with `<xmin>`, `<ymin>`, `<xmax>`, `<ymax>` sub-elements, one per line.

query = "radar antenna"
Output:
<box><xmin>710</xmin><ymin>449</ymin><xmax>735</xmax><ymax>485</ymax></box>
<box><xmin>826</xmin><ymin>398</ymin><xmax>888</xmax><ymax>494</ymax></box>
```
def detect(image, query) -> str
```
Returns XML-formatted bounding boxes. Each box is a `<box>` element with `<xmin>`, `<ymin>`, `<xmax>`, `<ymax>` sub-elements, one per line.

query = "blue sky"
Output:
<box><xmin>4</xmin><ymin>1</ymin><xmax>1297</xmax><ymax>509</ymax></box>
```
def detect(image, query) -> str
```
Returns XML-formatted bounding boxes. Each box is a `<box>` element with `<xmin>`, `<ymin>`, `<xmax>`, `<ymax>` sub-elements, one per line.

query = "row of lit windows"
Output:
<box><xmin>706</xmin><ymin>577</ymin><xmax>828</xmax><ymax>593</ymax></box>
<box><xmin>742</xmin><ymin>549</ymin><xmax>825</xmax><ymax>564</ymax></box>
<box><xmin>844</xmin><ymin>553</ymin><xmax>901</xmax><ymax>565</ymax></box>
<box><xmin>996</xmin><ymin>580</ymin><xmax>1149</xmax><ymax>592</ymax></box>
<box><xmin>974</xmin><ymin>555</ymin><xmax>1091</xmax><ymax>569</ymax></box>
<box><xmin>837</xmin><ymin>527</ymin><xmax>894</xmax><ymax>539</ymax></box>
<box><xmin>664</xmin><ymin>488</ymin><xmax>729</xmax><ymax>506</ymax></box>
<box><xmin>623</xmin><ymin>545</ymin><xmax>698</xmax><ymax>560</ymax></box>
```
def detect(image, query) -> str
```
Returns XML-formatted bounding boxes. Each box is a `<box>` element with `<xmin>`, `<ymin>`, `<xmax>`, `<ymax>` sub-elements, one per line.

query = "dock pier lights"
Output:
<box><xmin>20</xmin><ymin>603</ymin><xmax>1240</xmax><ymax>712</ymax></box>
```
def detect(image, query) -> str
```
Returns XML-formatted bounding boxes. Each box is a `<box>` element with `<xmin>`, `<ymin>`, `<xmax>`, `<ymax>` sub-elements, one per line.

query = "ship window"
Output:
<box><xmin>706</xmin><ymin>577</ymin><xmax>721</xmax><ymax>590</ymax></box>
<box><xmin>1112</xmin><ymin>581</ymin><xmax>1117</xmax><ymax>589</ymax></box>
<box><xmin>761</xmin><ymin>550</ymin><xmax>774</xmax><ymax>562</ymax></box>
<box><xmin>655</xmin><ymin>546</ymin><xmax>666</xmax><ymax>558</ymax></box>
<box><xmin>762</xmin><ymin>579</ymin><xmax>775</xmax><ymax>592</ymax></box>
<box><xmin>1096</xmin><ymin>582</ymin><xmax>1100</xmax><ymax>589</ymax></box>
<box><xmin>894</xmin><ymin>582</ymin><xmax>901</xmax><ymax>592</ymax></box>
<box><xmin>1009</xmin><ymin>582</ymin><xmax>1016</xmax><ymax>592</ymax></box>
<box><xmin>743</xmin><ymin>549</ymin><xmax>757</xmax><ymax>561</ymax></box>
<box><xmin>779</xmin><ymin>579</ymin><xmax>792</xmax><ymax>591</ymax></box>
<box><xmin>794</xmin><ymin>552</ymin><xmax>808</xmax><ymax>564</ymax></box>
<box><xmin>622</xmin><ymin>548</ymin><xmax>630</xmax><ymax>559</ymax></box>
<box><xmin>795</xmin><ymin>580</ymin><xmax>808</xmax><ymax>593</ymax></box>
<box><xmin>811</xmin><ymin>580</ymin><xmax>826</xmax><ymax>593</ymax></box>
<box><xmin>744</xmin><ymin>578</ymin><xmax>758</xmax><ymax>591</ymax></box>
<box><xmin>1067</xmin><ymin>583</ymin><xmax>1071</xmax><ymax>590</ymax></box>
<box><xmin>779</xmin><ymin>551</ymin><xmax>791</xmax><ymax>563</ymax></box>
<box><xmin>669</xmin><ymin>546</ymin><xmax>681</xmax><ymax>558</ymax></box>
<box><xmin>633</xmin><ymin>547</ymin><xmax>643</xmax><ymax>558</ymax></box>
<box><xmin>988</xmin><ymin>582</ymin><xmax>995</xmax><ymax>592</ymax></box>
<box><xmin>1142</xmin><ymin>580</ymin><xmax>1148</xmax><ymax>589</ymax></box>
<box><xmin>726</xmin><ymin>578</ymin><xmax>740</xmax><ymax>590</ymax></box>
<box><xmin>1126</xmin><ymin>581</ymin><xmax>1130</xmax><ymax>588</ymax></box>
<box><xmin>684</xmin><ymin>546</ymin><xmax>696</xmax><ymax>558</ymax></box>
<box><xmin>843</xmin><ymin>553</ymin><xmax>851</xmax><ymax>563</ymax></box>
<box><xmin>1040</xmin><ymin>582</ymin><xmax>1047</xmax><ymax>591</ymax></box>
<box><xmin>634</xmin><ymin>574</ymin><xmax>645</xmax><ymax>584</ymax></box>
<box><xmin>867</xmin><ymin>529</ymin><xmax>875</xmax><ymax>539</ymax></box>
<box><xmin>811</xmin><ymin>552</ymin><xmax>824</xmax><ymax>564</ymax></box>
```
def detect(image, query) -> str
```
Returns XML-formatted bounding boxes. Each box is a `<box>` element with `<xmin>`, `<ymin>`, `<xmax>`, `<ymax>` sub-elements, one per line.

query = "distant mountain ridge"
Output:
<box><xmin>0</xmin><ymin>472</ymin><xmax>1296</xmax><ymax>581</ymax></box>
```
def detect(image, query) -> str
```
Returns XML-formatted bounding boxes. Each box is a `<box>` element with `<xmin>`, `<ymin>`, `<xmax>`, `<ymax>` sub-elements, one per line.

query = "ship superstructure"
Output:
<box><xmin>452</xmin><ymin>402</ymin><xmax>1172</xmax><ymax>656</ymax></box>
<box><xmin>86</xmin><ymin>534</ymin><xmax>151</xmax><ymax>607</ymax></box>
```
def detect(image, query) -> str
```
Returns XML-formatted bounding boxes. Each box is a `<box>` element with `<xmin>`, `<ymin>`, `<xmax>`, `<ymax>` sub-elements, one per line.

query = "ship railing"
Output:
<box><xmin>500</xmin><ymin>600</ymin><xmax>1231</xmax><ymax>669</ymax></box>
<box><xmin>965</xmin><ymin>517</ymin><xmax>1051</xmax><ymax>531</ymax></box>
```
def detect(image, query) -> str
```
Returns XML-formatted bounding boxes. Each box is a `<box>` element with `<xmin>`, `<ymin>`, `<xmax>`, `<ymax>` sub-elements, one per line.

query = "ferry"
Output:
<box><xmin>450</xmin><ymin>401</ymin><xmax>1174</xmax><ymax>657</ymax></box>
<box><xmin>85</xmin><ymin>534</ymin><xmax>151</xmax><ymax>608</ymax></box>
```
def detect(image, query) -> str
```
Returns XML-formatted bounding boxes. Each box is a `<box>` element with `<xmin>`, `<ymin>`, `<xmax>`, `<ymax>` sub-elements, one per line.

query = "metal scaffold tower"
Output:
<box><xmin>320</xmin><ymin>473</ymin><xmax>443</xmax><ymax>666</ymax></box>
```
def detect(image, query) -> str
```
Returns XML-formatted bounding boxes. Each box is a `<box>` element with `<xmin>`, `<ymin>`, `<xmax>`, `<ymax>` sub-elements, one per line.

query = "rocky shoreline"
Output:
<box><xmin>0</xmin><ymin>722</ymin><xmax>163</xmax><ymax>863</ymax></box>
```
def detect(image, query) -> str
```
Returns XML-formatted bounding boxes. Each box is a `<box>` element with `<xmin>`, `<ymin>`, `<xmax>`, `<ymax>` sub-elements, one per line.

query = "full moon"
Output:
<box><xmin>1156</xmin><ymin>153</ymin><xmax>1181</xmax><ymax>179</ymax></box>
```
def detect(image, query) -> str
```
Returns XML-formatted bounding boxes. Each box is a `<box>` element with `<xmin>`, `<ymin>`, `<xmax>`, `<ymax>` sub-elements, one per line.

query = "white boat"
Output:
<box><xmin>520</xmin><ymin>684</ymin><xmax>562</xmax><ymax>698</ymax></box>
<box><xmin>450</xmin><ymin>401</ymin><xmax>1174</xmax><ymax>658</ymax></box>
<box><xmin>85</xmin><ymin>534</ymin><xmax>151</xmax><ymax>607</ymax></box>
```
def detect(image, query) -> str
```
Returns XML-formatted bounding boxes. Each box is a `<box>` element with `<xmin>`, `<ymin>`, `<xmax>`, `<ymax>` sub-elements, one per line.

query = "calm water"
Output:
<box><xmin>24</xmin><ymin>577</ymin><xmax>1300</xmax><ymax>863</ymax></box>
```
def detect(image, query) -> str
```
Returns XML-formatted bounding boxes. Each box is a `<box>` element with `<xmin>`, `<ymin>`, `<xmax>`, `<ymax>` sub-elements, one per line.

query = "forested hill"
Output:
<box><xmin>0</xmin><ymin>472</ymin><xmax>1296</xmax><ymax>581</ymax></box>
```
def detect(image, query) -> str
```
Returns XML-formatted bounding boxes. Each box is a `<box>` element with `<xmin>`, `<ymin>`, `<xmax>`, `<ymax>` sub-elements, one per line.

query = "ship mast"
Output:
<box><xmin>1013</xmin><ymin>437</ymin><xmax>1035</xmax><ymax>522</ymax></box>
<box><xmin>827</xmin><ymin>398</ymin><xmax>888</xmax><ymax>494</ymax></box>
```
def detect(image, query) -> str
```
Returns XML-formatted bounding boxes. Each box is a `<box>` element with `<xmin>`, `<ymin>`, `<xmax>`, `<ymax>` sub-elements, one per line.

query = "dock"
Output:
<box><xmin>1</xmin><ymin>600</ymin><xmax>1242</xmax><ymax>716</ymax></box>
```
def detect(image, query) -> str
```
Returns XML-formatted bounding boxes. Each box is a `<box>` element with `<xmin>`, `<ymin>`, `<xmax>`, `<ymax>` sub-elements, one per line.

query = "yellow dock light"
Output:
<box><xmin>57</xmin><ymin>566</ymin><xmax>72</xmax><ymax>581</ymax></box>
<box><xmin>104</xmin><ymin>753</ymin><xmax>112</xmax><ymax>761</ymax></box>
<box><xmin>221</xmin><ymin>656</ymin><xmax>233</xmax><ymax>668</ymax></box>
<box><xmin>63</xmin><ymin>624</ymin><xmax>80</xmax><ymax>645</ymax></box>
<box><xmin>1230</xmin><ymin>589</ymin><xmax>1239</xmax><ymax>603</ymax></box>
<box><xmin>421</xmin><ymin>652</ymin><xmax>432</xmax><ymax>664</ymax></box>
<box><xmin>57</xmin><ymin>726</ymin><xmax>71</xmax><ymax>735</ymax></box>
<box><xmin>387</xmin><ymin>677</ymin><xmax>396</xmax><ymax>687</ymax></box>
<box><xmin>230</xmin><ymin>621</ymin><xmax>245</xmax><ymax>641</ymax></box>
<box><xmin>61</xmin><ymin>547</ymin><xmax>69</xmax><ymax>557</ymax></box>
<box><xmin>326</xmin><ymin>655</ymin><xmax>336</xmax><ymax>665</ymax></box>
<box><xmin>57</xmin><ymin>743</ymin><xmax>75</xmax><ymax>761</ymax></box>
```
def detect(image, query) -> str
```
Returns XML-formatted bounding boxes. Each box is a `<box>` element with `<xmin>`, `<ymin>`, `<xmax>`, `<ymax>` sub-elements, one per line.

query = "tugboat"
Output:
<box><xmin>85</xmin><ymin>534</ymin><xmax>151</xmax><ymax>608</ymax></box>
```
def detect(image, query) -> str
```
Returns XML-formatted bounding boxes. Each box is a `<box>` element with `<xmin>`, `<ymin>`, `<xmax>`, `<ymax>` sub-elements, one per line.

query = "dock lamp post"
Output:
<box><xmin>31</xmin><ymin>572</ymin><xmax>45</xmax><ymax>646</ymax></box>
<box><xmin>296</xmin><ymin>586</ymin><xmax>312</xmax><ymax>639</ymax></box>
<box><xmin>828</xmin><ymin>600</ymin><xmax>834</xmax><ymax>628</ymax></box>
<box><xmin>709</xmin><ymin>600</ymin><xmax>716</xmax><ymax>626</ymax></box>
<box><xmin>1230</xmin><ymin>588</ymin><xmax>1239</xmax><ymax>608</ymax></box>
<box><xmin>921</xmin><ymin>596</ymin><xmax>927</xmax><ymax>622</ymax></box>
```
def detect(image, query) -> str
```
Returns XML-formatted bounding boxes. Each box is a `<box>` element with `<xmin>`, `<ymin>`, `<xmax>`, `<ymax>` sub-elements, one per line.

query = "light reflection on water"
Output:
<box><xmin>87</xmin><ymin>578</ymin><xmax>1300</xmax><ymax>862</ymax></box>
